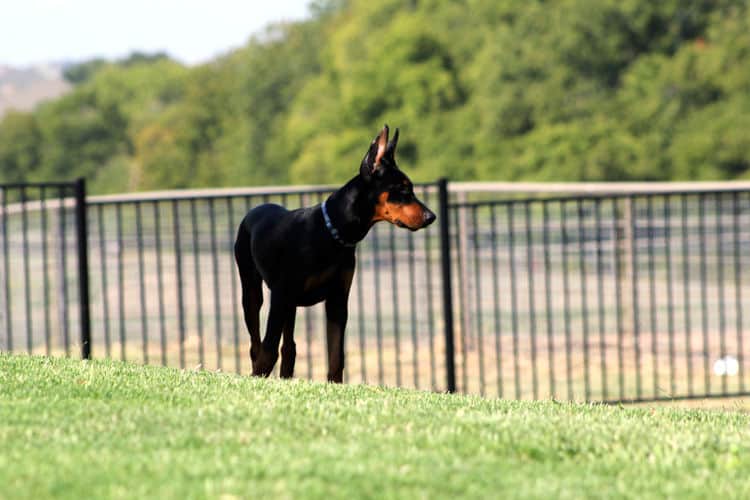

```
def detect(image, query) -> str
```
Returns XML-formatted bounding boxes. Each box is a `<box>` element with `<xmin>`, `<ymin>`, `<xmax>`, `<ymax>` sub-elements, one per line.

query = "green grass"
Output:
<box><xmin>1</xmin><ymin>354</ymin><xmax>750</xmax><ymax>499</ymax></box>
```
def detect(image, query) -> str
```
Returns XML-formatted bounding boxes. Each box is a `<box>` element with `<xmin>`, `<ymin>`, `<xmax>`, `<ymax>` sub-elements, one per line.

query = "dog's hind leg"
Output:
<box><xmin>254</xmin><ymin>290</ymin><xmax>293</xmax><ymax>376</ymax></box>
<box><xmin>279</xmin><ymin>310</ymin><xmax>297</xmax><ymax>379</ymax></box>
<box><xmin>234</xmin><ymin>222</ymin><xmax>263</xmax><ymax>367</ymax></box>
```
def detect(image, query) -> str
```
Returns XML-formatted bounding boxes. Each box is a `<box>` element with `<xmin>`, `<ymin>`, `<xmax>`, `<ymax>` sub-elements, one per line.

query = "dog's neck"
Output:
<box><xmin>323</xmin><ymin>175</ymin><xmax>378</xmax><ymax>246</ymax></box>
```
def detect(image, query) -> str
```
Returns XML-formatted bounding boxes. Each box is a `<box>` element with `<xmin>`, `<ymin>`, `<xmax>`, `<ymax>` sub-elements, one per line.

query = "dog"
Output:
<box><xmin>234</xmin><ymin>125</ymin><xmax>436</xmax><ymax>382</ymax></box>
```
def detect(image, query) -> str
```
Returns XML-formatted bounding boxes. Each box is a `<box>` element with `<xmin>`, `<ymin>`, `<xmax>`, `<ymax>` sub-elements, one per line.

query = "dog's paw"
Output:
<box><xmin>252</xmin><ymin>348</ymin><xmax>278</xmax><ymax>377</ymax></box>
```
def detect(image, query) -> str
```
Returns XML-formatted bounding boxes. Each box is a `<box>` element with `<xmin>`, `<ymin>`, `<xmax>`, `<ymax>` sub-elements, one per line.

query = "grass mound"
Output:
<box><xmin>1</xmin><ymin>354</ymin><xmax>749</xmax><ymax>499</ymax></box>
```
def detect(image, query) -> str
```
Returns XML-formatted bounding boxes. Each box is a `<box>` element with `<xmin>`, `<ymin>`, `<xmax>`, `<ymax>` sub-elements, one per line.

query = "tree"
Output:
<box><xmin>2</xmin><ymin>0</ymin><xmax>749</xmax><ymax>192</ymax></box>
<box><xmin>0</xmin><ymin>112</ymin><xmax>42</xmax><ymax>183</ymax></box>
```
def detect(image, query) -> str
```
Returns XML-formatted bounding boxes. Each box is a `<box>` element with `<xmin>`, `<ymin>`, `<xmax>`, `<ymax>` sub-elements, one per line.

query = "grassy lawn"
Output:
<box><xmin>1</xmin><ymin>354</ymin><xmax>750</xmax><ymax>499</ymax></box>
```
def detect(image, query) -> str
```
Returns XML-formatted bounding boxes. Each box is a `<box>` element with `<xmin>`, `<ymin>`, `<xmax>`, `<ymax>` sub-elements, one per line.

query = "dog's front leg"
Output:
<box><xmin>279</xmin><ymin>310</ymin><xmax>297</xmax><ymax>379</ymax></box>
<box><xmin>325</xmin><ymin>300</ymin><xmax>347</xmax><ymax>383</ymax></box>
<box><xmin>325</xmin><ymin>269</ymin><xmax>354</xmax><ymax>383</ymax></box>
<box><xmin>253</xmin><ymin>291</ymin><xmax>292</xmax><ymax>377</ymax></box>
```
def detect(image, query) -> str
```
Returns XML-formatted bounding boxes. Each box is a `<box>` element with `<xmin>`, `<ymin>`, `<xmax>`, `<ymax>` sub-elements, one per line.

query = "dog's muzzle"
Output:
<box><xmin>422</xmin><ymin>209</ymin><xmax>436</xmax><ymax>227</ymax></box>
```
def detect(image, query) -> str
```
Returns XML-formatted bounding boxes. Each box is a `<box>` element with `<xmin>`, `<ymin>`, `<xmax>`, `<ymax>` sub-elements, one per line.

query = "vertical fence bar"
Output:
<box><xmin>613</xmin><ymin>198</ymin><xmax>625</xmax><ymax>400</ymax></box>
<box><xmin>471</xmin><ymin>206</ymin><xmax>486</xmax><ymax>395</ymax></box>
<box><xmin>371</xmin><ymin>225</ymin><xmax>384</xmax><ymax>385</ymax></box>
<box><xmin>407</xmin><ymin>230</ymin><xmax>419</xmax><ymax>389</ymax></box>
<box><xmin>227</xmin><ymin>197</ymin><xmax>241</xmax><ymax>373</ymax></box>
<box><xmin>646</xmin><ymin>196</ymin><xmax>659</xmax><ymax>398</ymax></box>
<box><xmin>698</xmin><ymin>195</ymin><xmax>710</xmax><ymax>394</ymax></box>
<box><xmin>58</xmin><ymin>186</ymin><xmax>70</xmax><ymax>356</ymax></box>
<box><xmin>594</xmin><ymin>198</ymin><xmax>608</xmax><ymax>401</ymax></box>
<box><xmin>153</xmin><ymin>202</ymin><xmax>167</xmax><ymax>366</ymax></box>
<box><xmin>115</xmin><ymin>203</ymin><xmax>124</xmax><ymax>360</ymax></box>
<box><xmin>190</xmin><ymin>199</ymin><xmax>205</xmax><ymax>368</ymax></box>
<box><xmin>388</xmin><ymin>225</ymin><xmax>402</xmax><ymax>386</ymax></box>
<box><xmin>542</xmin><ymin>201</ymin><xmax>554</xmax><ymax>399</ymax></box>
<box><xmin>560</xmin><ymin>200</ymin><xmax>573</xmax><ymax>400</ymax></box>
<box><xmin>716</xmin><ymin>194</ymin><xmax>728</xmax><ymax>396</ymax></box>
<box><xmin>490</xmin><ymin>204</ymin><xmax>503</xmax><ymax>398</ymax></box>
<box><xmin>576</xmin><ymin>199</ymin><xmax>591</xmax><ymax>401</ymax></box>
<box><xmin>74</xmin><ymin>179</ymin><xmax>91</xmax><ymax>359</ymax></box>
<box><xmin>209</xmin><ymin>198</ymin><xmax>222</xmax><ymax>371</ymax></box>
<box><xmin>664</xmin><ymin>195</ymin><xmax>676</xmax><ymax>397</ymax></box>
<box><xmin>97</xmin><ymin>205</ymin><xmax>111</xmax><ymax>358</ymax></box>
<box><xmin>135</xmin><ymin>201</ymin><xmax>149</xmax><ymax>364</ymax></box>
<box><xmin>457</xmin><ymin>191</ymin><xmax>472</xmax><ymax>374</ymax></box>
<box><xmin>681</xmin><ymin>194</ymin><xmax>694</xmax><ymax>396</ymax></box>
<box><xmin>453</xmin><ymin>203</ymin><xmax>468</xmax><ymax>392</ymax></box>
<box><xmin>629</xmin><ymin>196</ymin><xmax>642</xmax><ymax>399</ymax></box>
<box><xmin>733</xmin><ymin>192</ymin><xmax>745</xmax><ymax>391</ymax></box>
<box><xmin>20</xmin><ymin>186</ymin><xmax>33</xmax><ymax>354</ymax></box>
<box><xmin>172</xmin><ymin>200</ymin><xmax>186</xmax><ymax>369</ymax></box>
<box><xmin>507</xmin><ymin>204</ymin><xmax>521</xmax><ymax>399</ymax></box>
<box><xmin>1</xmin><ymin>187</ymin><xmax>11</xmax><ymax>351</ymax></box>
<box><xmin>524</xmin><ymin>201</ymin><xmax>538</xmax><ymax>400</ymax></box>
<box><xmin>41</xmin><ymin>187</ymin><xmax>52</xmax><ymax>356</ymax></box>
<box><xmin>438</xmin><ymin>179</ymin><xmax>456</xmax><ymax>393</ymax></box>
<box><xmin>423</xmin><ymin>189</ymin><xmax>437</xmax><ymax>390</ymax></box>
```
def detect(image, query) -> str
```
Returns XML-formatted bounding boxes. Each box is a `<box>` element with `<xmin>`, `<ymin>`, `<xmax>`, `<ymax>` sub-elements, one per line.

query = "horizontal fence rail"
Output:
<box><xmin>1</xmin><ymin>179</ymin><xmax>749</xmax><ymax>403</ymax></box>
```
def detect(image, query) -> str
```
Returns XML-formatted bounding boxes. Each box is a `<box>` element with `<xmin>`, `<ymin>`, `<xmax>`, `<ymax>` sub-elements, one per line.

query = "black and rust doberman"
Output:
<box><xmin>234</xmin><ymin>125</ymin><xmax>435</xmax><ymax>382</ymax></box>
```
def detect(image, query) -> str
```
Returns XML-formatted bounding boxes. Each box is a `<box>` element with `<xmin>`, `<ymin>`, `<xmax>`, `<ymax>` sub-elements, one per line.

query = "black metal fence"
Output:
<box><xmin>84</xmin><ymin>183</ymin><xmax>448</xmax><ymax>391</ymax></box>
<box><xmin>0</xmin><ymin>180</ymin><xmax>90</xmax><ymax>359</ymax></box>
<box><xmin>1</xmin><ymin>178</ymin><xmax>749</xmax><ymax>403</ymax></box>
<box><xmin>448</xmin><ymin>187</ymin><xmax>750</xmax><ymax>402</ymax></box>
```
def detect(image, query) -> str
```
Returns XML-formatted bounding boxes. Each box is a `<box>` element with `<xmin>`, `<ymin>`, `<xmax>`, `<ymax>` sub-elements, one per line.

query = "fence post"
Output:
<box><xmin>74</xmin><ymin>178</ymin><xmax>92</xmax><ymax>359</ymax></box>
<box><xmin>438</xmin><ymin>178</ymin><xmax>456</xmax><ymax>393</ymax></box>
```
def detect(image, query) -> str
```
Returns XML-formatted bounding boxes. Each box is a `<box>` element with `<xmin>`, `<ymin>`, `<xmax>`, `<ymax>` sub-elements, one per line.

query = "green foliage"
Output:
<box><xmin>62</xmin><ymin>58</ymin><xmax>108</xmax><ymax>85</ymax></box>
<box><xmin>2</xmin><ymin>0</ymin><xmax>750</xmax><ymax>192</ymax></box>
<box><xmin>0</xmin><ymin>112</ymin><xmax>42</xmax><ymax>183</ymax></box>
<box><xmin>63</xmin><ymin>52</ymin><xmax>173</xmax><ymax>85</ymax></box>
<box><xmin>3</xmin><ymin>354</ymin><xmax>750</xmax><ymax>499</ymax></box>
<box><xmin>33</xmin><ymin>58</ymin><xmax>189</xmax><ymax>193</ymax></box>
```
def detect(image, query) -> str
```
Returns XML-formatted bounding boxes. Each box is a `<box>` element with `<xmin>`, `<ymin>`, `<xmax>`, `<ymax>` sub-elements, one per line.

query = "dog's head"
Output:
<box><xmin>360</xmin><ymin>125</ymin><xmax>436</xmax><ymax>231</ymax></box>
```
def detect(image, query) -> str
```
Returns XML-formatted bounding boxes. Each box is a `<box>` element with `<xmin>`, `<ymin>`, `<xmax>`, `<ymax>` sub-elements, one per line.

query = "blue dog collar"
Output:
<box><xmin>321</xmin><ymin>200</ymin><xmax>357</xmax><ymax>247</ymax></box>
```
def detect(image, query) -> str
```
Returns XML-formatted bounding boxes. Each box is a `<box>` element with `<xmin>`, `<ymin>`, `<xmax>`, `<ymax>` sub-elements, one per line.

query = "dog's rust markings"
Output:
<box><xmin>371</xmin><ymin>192</ymin><xmax>391</xmax><ymax>223</ymax></box>
<box><xmin>372</xmin><ymin>191</ymin><xmax>429</xmax><ymax>229</ymax></box>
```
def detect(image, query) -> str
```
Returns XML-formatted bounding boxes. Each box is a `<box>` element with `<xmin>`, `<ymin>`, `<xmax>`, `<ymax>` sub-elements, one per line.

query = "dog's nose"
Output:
<box><xmin>423</xmin><ymin>209</ymin><xmax>436</xmax><ymax>227</ymax></box>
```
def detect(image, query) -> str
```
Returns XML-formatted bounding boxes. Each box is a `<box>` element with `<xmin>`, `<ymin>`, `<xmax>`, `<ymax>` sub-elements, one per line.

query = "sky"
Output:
<box><xmin>0</xmin><ymin>0</ymin><xmax>312</xmax><ymax>66</ymax></box>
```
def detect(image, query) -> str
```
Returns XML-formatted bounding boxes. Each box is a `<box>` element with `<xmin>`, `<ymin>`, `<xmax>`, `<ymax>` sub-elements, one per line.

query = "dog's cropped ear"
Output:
<box><xmin>360</xmin><ymin>125</ymin><xmax>389</xmax><ymax>180</ymax></box>
<box><xmin>385</xmin><ymin>128</ymin><xmax>399</xmax><ymax>158</ymax></box>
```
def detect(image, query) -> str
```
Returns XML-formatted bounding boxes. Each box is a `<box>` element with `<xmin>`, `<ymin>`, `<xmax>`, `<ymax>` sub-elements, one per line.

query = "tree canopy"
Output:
<box><xmin>1</xmin><ymin>0</ymin><xmax>748</xmax><ymax>193</ymax></box>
